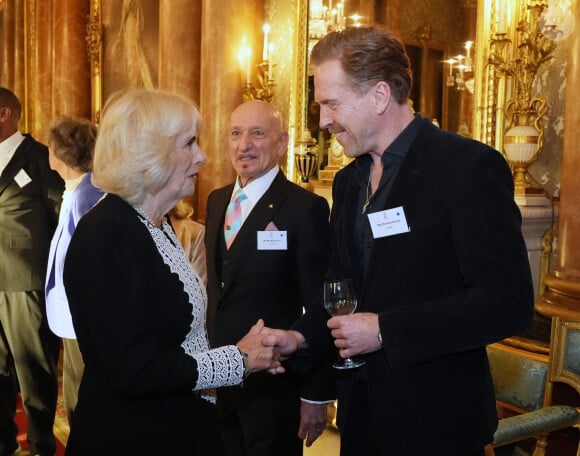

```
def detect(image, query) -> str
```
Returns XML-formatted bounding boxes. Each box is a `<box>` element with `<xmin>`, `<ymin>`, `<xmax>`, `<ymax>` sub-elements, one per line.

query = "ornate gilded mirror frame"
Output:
<box><xmin>472</xmin><ymin>0</ymin><xmax>494</xmax><ymax>146</ymax></box>
<box><xmin>286</xmin><ymin>0</ymin><xmax>309</xmax><ymax>182</ymax></box>
<box><xmin>473</xmin><ymin>0</ymin><xmax>518</xmax><ymax>152</ymax></box>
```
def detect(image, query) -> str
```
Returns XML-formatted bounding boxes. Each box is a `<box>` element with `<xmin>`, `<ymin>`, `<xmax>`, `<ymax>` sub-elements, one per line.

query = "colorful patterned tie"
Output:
<box><xmin>224</xmin><ymin>189</ymin><xmax>247</xmax><ymax>249</ymax></box>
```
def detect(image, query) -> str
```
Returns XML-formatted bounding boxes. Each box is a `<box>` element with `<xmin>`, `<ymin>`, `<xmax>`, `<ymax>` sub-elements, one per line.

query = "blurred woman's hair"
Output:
<box><xmin>48</xmin><ymin>116</ymin><xmax>97</xmax><ymax>172</ymax></box>
<box><xmin>170</xmin><ymin>198</ymin><xmax>194</xmax><ymax>220</ymax></box>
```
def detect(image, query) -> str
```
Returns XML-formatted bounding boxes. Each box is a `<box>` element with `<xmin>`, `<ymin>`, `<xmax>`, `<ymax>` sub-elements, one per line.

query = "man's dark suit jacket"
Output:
<box><xmin>0</xmin><ymin>134</ymin><xmax>63</xmax><ymax>291</ymax></box>
<box><xmin>205</xmin><ymin>170</ymin><xmax>333</xmax><ymax>401</ymax></box>
<box><xmin>0</xmin><ymin>134</ymin><xmax>63</xmax><ymax>456</ymax></box>
<box><xmin>294</xmin><ymin>119</ymin><xmax>534</xmax><ymax>455</ymax></box>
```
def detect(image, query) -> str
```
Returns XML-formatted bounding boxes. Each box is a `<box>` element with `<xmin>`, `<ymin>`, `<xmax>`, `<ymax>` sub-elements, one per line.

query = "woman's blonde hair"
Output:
<box><xmin>170</xmin><ymin>198</ymin><xmax>194</xmax><ymax>220</ymax></box>
<box><xmin>92</xmin><ymin>88</ymin><xmax>201</xmax><ymax>205</ymax></box>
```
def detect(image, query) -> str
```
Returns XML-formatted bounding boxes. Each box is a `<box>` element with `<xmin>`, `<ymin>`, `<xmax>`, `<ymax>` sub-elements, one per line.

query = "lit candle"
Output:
<box><xmin>465</xmin><ymin>41</ymin><xmax>473</xmax><ymax>68</ymax></box>
<box><xmin>446</xmin><ymin>58</ymin><xmax>456</xmax><ymax>87</ymax></box>
<box><xmin>239</xmin><ymin>37</ymin><xmax>250</xmax><ymax>84</ymax></box>
<box><xmin>310</xmin><ymin>0</ymin><xmax>323</xmax><ymax>14</ymax></box>
<box><xmin>237</xmin><ymin>51</ymin><xmax>243</xmax><ymax>82</ymax></box>
<box><xmin>497</xmin><ymin>0</ymin><xmax>507</xmax><ymax>34</ymax></box>
<box><xmin>245</xmin><ymin>47</ymin><xmax>251</xmax><ymax>84</ymax></box>
<box><xmin>448</xmin><ymin>59</ymin><xmax>455</xmax><ymax>76</ymax></box>
<box><xmin>268</xmin><ymin>43</ymin><xmax>274</xmax><ymax>80</ymax></box>
<box><xmin>465</xmin><ymin>41</ymin><xmax>473</xmax><ymax>53</ymax></box>
<box><xmin>262</xmin><ymin>24</ymin><xmax>270</xmax><ymax>61</ymax></box>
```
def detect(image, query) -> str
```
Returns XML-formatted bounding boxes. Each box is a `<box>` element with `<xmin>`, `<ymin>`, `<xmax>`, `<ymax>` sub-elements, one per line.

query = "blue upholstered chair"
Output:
<box><xmin>485</xmin><ymin>317</ymin><xmax>580</xmax><ymax>456</ymax></box>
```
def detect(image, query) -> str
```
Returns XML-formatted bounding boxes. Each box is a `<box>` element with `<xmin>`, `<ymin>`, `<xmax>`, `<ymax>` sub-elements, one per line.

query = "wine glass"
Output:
<box><xmin>324</xmin><ymin>279</ymin><xmax>366</xmax><ymax>370</ymax></box>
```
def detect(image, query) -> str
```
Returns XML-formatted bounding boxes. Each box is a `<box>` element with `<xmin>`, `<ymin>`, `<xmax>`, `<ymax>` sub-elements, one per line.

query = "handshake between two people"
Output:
<box><xmin>234</xmin><ymin>319</ymin><xmax>304</xmax><ymax>376</ymax></box>
<box><xmin>235</xmin><ymin>312</ymin><xmax>382</xmax><ymax>376</ymax></box>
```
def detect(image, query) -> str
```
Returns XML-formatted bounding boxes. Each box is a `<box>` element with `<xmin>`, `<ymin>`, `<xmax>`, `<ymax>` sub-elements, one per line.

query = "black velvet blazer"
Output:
<box><xmin>301</xmin><ymin>118</ymin><xmax>535</xmax><ymax>454</ymax></box>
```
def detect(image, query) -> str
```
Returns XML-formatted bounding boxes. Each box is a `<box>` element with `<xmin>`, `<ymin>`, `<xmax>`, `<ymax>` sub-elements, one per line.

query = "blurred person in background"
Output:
<box><xmin>0</xmin><ymin>87</ymin><xmax>64</xmax><ymax>456</ymax></box>
<box><xmin>45</xmin><ymin>116</ymin><xmax>104</xmax><ymax>425</ymax></box>
<box><xmin>169</xmin><ymin>197</ymin><xmax>207</xmax><ymax>286</ymax></box>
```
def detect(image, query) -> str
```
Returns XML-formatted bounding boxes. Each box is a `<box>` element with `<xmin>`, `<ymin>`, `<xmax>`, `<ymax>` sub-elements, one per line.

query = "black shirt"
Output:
<box><xmin>353</xmin><ymin>114</ymin><xmax>426</xmax><ymax>283</ymax></box>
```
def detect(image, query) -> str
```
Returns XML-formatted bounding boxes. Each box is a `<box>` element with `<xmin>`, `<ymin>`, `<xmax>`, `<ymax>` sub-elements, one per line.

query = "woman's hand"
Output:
<box><xmin>236</xmin><ymin>319</ymin><xmax>284</xmax><ymax>374</ymax></box>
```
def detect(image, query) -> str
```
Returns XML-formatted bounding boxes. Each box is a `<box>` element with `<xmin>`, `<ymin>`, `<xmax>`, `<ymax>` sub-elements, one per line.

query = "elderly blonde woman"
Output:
<box><xmin>63</xmin><ymin>88</ymin><xmax>281</xmax><ymax>456</ymax></box>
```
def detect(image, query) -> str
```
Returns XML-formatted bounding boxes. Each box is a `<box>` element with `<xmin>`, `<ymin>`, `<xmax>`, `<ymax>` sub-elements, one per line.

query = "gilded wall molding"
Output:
<box><xmin>22</xmin><ymin>0</ymin><xmax>36</xmax><ymax>132</ymax></box>
<box><xmin>87</xmin><ymin>0</ymin><xmax>103</xmax><ymax>123</ymax></box>
<box><xmin>285</xmin><ymin>0</ymin><xmax>308</xmax><ymax>181</ymax></box>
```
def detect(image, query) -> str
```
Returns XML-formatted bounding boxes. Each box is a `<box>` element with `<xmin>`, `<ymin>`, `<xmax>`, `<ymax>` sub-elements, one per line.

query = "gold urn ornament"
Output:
<box><xmin>503</xmin><ymin>95</ymin><xmax>548</xmax><ymax>200</ymax></box>
<box><xmin>294</xmin><ymin>130</ymin><xmax>319</xmax><ymax>190</ymax></box>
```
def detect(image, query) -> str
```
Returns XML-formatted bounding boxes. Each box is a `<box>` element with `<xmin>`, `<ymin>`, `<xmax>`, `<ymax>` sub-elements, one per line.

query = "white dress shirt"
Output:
<box><xmin>45</xmin><ymin>175</ymin><xmax>84</xmax><ymax>338</ymax></box>
<box><xmin>229</xmin><ymin>165</ymin><xmax>279</xmax><ymax>227</ymax></box>
<box><xmin>0</xmin><ymin>131</ymin><xmax>24</xmax><ymax>175</ymax></box>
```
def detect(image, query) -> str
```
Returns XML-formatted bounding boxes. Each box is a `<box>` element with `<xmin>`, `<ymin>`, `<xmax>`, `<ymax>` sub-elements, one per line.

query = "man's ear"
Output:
<box><xmin>0</xmin><ymin>105</ymin><xmax>10</xmax><ymax>121</ymax></box>
<box><xmin>277</xmin><ymin>131</ymin><xmax>289</xmax><ymax>157</ymax></box>
<box><xmin>373</xmin><ymin>81</ymin><xmax>391</xmax><ymax>115</ymax></box>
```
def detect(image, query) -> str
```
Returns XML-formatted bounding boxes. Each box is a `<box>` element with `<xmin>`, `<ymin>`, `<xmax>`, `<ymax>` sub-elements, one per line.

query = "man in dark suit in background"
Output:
<box><xmin>263</xmin><ymin>26</ymin><xmax>534</xmax><ymax>456</ymax></box>
<box><xmin>205</xmin><ymin>100</ymin><xmax>333</xmax><ymax>456</ymax></box>
<box><xmin>0</xmin><ymin>87</ymin><xmax>64</xmax><ymax>456</ymax></box>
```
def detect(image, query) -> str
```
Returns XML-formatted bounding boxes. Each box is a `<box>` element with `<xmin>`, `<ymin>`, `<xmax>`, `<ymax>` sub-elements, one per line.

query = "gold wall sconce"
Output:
<box><xmin>238</xmin><ymin>24</ymin><xmax>275</xmax><ymax>102</ymax></box>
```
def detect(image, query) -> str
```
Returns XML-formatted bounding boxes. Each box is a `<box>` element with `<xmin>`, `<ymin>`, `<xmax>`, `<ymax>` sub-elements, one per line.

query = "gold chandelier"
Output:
<box><xmin>309</xmin><ymin>0</ymin><xmax>347</xmax><ymax>40</ymax></box>
<box><xmin>308</xmin><ymin>1</ymin><xmax>362</xmax><ymax>56</ymax></box>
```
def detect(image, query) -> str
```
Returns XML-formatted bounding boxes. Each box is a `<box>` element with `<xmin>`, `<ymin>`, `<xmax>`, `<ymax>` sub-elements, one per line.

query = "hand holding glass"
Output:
<box><xmin>324</xmin><ymin>279</ymin><xmax>365</xmax><ymax>369</ymax></box>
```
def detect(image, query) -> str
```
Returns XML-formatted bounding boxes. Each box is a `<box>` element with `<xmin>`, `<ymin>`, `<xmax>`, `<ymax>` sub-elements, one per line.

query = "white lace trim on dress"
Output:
<box><xmin>134</xmin><ymin>207</ymin><xmax>244</xmax><ymax>390</ymax></box>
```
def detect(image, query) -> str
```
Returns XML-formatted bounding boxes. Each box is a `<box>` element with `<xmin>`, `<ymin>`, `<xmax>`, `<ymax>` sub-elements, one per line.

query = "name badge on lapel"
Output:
<box><xmin>367</xmin><ymin>206</ymin><xmax>410</xmax><ymax>239</ymax></box>
<box><xmin>257</xmin><ymin>230</ymin><xmax>288</xmax><ymax>250</ymax></box>
<box><xmin>14</xmin><ymin>169</ymin><xmax>32</xmax><ymax>188</ymax></box>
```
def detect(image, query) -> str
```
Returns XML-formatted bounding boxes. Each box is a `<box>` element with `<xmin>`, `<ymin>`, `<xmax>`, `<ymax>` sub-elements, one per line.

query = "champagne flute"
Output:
<box><xmin>324</xmin><ymin>279</ymin><xmax>365</xmax><ymax>369</ymax></box>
